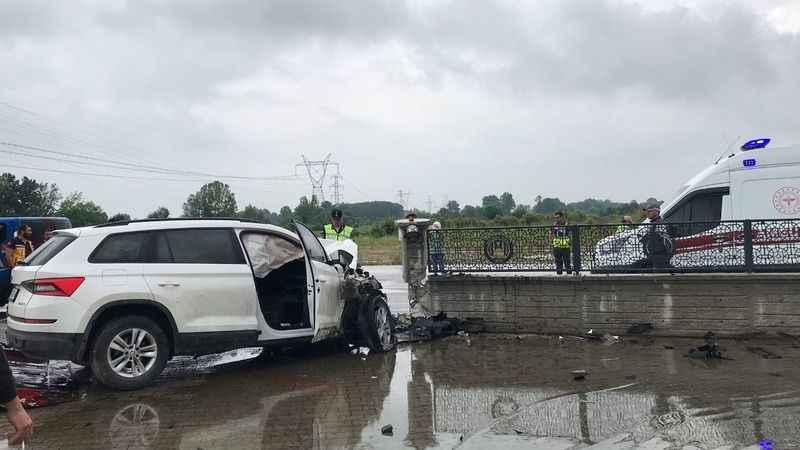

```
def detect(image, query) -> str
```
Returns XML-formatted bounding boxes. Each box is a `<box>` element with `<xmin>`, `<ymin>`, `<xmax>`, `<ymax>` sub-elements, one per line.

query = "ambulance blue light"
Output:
<box><xmin>743</xmin><ymin>158</ymin><xmax>756</xmax><ymax>167</ymax></box>
<box><xmin>741</xmin><ymin>138</ymin><xmax>770</xmax><ymax>150</ymax></box>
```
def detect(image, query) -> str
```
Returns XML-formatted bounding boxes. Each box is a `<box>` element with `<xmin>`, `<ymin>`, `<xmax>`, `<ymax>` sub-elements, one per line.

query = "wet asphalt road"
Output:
<box><xmin>5</xmin><ymin>334</ymin><xmax>800</xmax><ymax>449</ymax></box>
<box><xmin>2</xmin><ymin>266</ymin><xmax>800</xmax><ymax>449</ymax></box>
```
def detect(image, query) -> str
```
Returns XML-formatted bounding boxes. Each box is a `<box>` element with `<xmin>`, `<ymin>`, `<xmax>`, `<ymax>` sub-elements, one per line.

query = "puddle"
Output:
<box><xmin>5</xmin><ymin>335</ymin><xmax>800</xmax><ymax>449</ymax></box>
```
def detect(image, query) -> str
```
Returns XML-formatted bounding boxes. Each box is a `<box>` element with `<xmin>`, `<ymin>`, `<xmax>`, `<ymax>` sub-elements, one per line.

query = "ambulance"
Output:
<box><xmin>594</xmin><ymin>138</ymin><xmax>800</xmax><ymax>270</ymax></box>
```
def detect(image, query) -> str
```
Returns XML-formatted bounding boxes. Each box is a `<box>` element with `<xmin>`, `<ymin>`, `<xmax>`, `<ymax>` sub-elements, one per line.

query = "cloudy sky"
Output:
<box><xmin>1</xmin><ymin>0</ymin><xmax>800</xmax><ymax>217</ymax></box>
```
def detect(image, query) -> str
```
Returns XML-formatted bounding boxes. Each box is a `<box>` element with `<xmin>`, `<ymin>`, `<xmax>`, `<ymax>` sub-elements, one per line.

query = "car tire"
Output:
<box><xmin>358</xmin><ymin>294</ymin><xmax>396</xmax><ymax>352</ymax></box>
<box><xmin>90</xmin><ymin>316</ymin><xmax>170</xmax><ymax>390</ymax></box>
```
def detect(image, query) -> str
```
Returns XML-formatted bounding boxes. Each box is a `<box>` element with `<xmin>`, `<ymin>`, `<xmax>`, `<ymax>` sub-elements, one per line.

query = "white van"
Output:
<box><xmin>594</xmin><ymin>139</ymin><xmax>800</xmax><ymax>270</ymax></box>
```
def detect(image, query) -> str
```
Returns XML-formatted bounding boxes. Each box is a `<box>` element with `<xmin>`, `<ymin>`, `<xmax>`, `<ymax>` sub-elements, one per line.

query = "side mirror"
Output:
<box><xmin>330</xmin><ymin>250</ymin><xmax>353</xmax><ymax>269</ymax></box>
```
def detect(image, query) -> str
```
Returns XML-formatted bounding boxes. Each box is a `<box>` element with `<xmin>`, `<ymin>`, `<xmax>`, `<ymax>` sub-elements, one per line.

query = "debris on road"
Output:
<box><xmin>394</xmin><ymin>312</ymin><xmax>484</xmax><ymax>343</ymax></box>
<box><xmin>626</xmin><ymin>322</ymin><xmax>654</xmax><ymax>335</ymax></box>
<box><xmin>381</xmin><ymin>424</ymin><xmax>393</xmax><ymax>436</ymax></box>
<box><xmin>747</xmin><ymin>346</ymin><xmax>782</xmax><ymax>359</ymax></box>
<box><xmin>583</xmin><ymin>329</ymin><xmax>619</xmax><ymax>344</ymax></box>
<box><xmin>15</xmin><ymin>387</ymin><xmax>79</xmax><ymax>409</ymax></box>
<box><xmin>571</xmin><ymin>369</ymin><xmax>588</xmax><ymax>381</ymax></box>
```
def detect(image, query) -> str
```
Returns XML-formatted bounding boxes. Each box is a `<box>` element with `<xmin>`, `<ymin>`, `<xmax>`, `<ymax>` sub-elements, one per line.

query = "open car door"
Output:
<box><xmin>293</xmin><ymin>221</ymin><xmax>345</xmax><ymax>342</ymax></box>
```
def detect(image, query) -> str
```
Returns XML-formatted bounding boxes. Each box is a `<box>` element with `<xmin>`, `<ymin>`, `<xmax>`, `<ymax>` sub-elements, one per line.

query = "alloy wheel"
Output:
<box><xmin>374</xmin><ymin>303</ymin><xmax>393</xmax><ymax>348</ymax></box>
<box><xmin>106</xmin><ymin>328</ymin><xmax>159</xmax><ymax>379</ymax></box>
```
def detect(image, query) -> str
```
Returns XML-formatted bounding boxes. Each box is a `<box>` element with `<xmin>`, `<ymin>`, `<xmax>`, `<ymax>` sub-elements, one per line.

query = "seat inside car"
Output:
<box><xmin>241</xmin><ymin>232</ymin><xmax>310</xmax><ymax>330</ymax></box>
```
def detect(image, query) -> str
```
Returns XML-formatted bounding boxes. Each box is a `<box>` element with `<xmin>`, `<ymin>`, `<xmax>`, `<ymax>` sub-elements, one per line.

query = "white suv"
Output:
<box><xmin>5</xmin><ymin>219</ymin><xmax>395</xmax><ymax>390</ymax></box>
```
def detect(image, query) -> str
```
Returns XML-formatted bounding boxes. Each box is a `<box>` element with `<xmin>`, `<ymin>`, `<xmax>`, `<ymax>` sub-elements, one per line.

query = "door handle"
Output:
<box><xmin>158</xmin><ymin>282</ymin><xmax>181</xmax><ymax>287</ymax></box>
<box><xmin>315</xmin><ymin>279</ymin><xmax>327</xmax><ymax>284</ymax></box>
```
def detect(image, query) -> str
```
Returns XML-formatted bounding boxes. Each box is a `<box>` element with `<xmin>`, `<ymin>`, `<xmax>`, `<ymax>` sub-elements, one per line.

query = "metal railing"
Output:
<box><xmin>426</xmin><ymin>219</ymin><xmax>800</xmax><ymax>274</ymax></box>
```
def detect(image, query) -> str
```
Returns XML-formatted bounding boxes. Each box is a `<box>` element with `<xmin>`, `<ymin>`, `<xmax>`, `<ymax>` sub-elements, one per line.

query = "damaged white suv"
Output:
<box><xmin>6</xmin><ymin>219</ymin><xmax>395</xmax><ymax>390</ymax></box>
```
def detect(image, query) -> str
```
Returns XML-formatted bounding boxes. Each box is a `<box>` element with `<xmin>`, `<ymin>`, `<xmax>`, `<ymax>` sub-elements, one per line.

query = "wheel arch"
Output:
<box><xmin>77</xmin><ymin>300</ymin><xmax>178</xmax><ymax>364</ymax></box>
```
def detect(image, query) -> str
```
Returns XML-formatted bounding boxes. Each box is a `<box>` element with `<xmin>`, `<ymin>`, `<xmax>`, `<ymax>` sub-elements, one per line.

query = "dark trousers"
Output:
<box><xmin>553</xmin><ymin>247</ymin><xmax>571</xmax><ymax>274</ymax></box>
<box><xmin>430</xmin><ymin>253</ymin><xmax>445</xmax><ymax>273</ymax></box>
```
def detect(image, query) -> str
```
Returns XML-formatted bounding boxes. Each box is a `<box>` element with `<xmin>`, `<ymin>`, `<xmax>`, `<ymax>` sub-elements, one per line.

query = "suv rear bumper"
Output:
<box><xmin>5</xmin><ymin>328</ymin><xmax>81</xmax><ymax>362</ymax></box>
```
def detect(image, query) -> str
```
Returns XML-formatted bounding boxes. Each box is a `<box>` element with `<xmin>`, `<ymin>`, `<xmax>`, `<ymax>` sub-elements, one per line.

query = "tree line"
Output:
<box><xmin>0</xmin><ymin>173</ymin><xmax>662</xmax><ymax>234</ymax></box>
<box><xmin>0</xmin><ymin>174</ymin><xmax>403</xmax><ymax>231</ymax></box>
<box><xmin>428</xmin><ymin>192</ymin><xmax>663</xmax><ymax>229</ymax></box>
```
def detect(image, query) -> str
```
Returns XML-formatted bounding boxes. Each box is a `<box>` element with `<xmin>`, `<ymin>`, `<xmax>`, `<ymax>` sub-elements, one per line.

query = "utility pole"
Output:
<box><xmin>329</xmin><ymin>173</ymin><xmax>344</xmax><ymax>205</ymax></box>
<box><xmin>397</xmin><ymin>189</ymin><xmax>411</xmax><ymax>212</ymax></box>
<box><xmin>295</xmin><ymin>154</ymin><xmax>339</xmax><ymax>203</ymax></box>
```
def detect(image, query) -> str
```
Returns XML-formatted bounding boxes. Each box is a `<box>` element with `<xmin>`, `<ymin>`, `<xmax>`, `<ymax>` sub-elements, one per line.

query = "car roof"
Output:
<box><xmin>59</xmin><ymin>219</ymin><xmax>295</xmax><ymax>238</ymax></box>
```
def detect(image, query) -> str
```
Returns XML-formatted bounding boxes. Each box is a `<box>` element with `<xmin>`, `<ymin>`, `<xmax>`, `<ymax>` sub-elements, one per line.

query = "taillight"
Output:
<box><xmin>21</xmin><ymin>277</ymin><xmax>85</xmax><ymax>297</ymax></box>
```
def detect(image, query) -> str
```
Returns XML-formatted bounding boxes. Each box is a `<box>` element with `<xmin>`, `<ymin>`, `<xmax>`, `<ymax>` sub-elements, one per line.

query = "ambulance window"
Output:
<box><xmin>664</xmin><ymin>190</ymin><xmax>726</xmax><ymax>237</ymax></box>
<box><xmin>664</xmin><ymin>203</ymin><xmax>689</xmax><ymax>223</ymax></box>
<box><xmin>689</xmin><ymin>192</ymin><xmax>723</xmax><ymax>223</ymax></box>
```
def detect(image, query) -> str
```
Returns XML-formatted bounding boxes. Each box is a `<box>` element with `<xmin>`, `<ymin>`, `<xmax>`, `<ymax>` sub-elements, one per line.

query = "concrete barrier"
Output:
<box><xmin>422</xmin><ymin>273</ymin><xmax>800</xmax><ymax>336</ymax></box>
<box><xmin>398</xmin><ymin>219</ymin><xmax>800</xmax><ymax>336</ymax></box>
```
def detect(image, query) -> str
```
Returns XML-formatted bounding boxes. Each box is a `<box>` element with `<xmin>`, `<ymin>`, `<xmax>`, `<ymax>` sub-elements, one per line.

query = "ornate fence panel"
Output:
<box><xmin>427</xmin><ymin>219</ymin><xmax>800</xmax><ymax>274</ymax></box>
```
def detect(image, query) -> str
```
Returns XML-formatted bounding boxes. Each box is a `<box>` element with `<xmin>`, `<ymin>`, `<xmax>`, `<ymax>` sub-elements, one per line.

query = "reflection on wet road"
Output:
<box><xmin>5</xmin><ymin>334</ymin><xmax>800</xmax><ymax>449</ymax></box>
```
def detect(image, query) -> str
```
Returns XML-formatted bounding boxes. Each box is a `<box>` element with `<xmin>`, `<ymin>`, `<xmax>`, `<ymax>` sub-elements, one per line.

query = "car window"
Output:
<box><xmin>153</xmin><ymin>232</ymin><xmax>173</xmax><ymax>263</ymax></box>
<box><xmin>25</xmin><ymin>234</ymin><xmax>76</xmax><ymax>266</ymax></box>
<box><xmin>294</xmin><ymin>222</ymin><xmax>328</xmax><ymax>263</ymax></box>
<box><xmin>90</xmin><ymin>232</ymin><xmax>151</xmax><ymax>263</ymax></box>
<box><xmin>163</xmin><ymin>229</ymin><xmax>245</xmax><ymax>264</ymax></box>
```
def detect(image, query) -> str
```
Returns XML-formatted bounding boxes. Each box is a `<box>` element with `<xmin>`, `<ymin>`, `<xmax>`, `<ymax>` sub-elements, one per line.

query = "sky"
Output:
<box><xmin>1</xmin><ymin>0</ymin><xmax>800</xmax><ymax>217</ymax></box>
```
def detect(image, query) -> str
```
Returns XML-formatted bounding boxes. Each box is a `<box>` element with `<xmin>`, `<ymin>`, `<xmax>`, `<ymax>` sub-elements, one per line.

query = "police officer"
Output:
<box><xmin>550</xmin><ymin>211</ymin><xmax>572</xmax><ymax>275</ymax></box>
<box><xmin>322</xmin><ymin>209</ymin><xmax>354</xmax><ymax>241</ymax></box>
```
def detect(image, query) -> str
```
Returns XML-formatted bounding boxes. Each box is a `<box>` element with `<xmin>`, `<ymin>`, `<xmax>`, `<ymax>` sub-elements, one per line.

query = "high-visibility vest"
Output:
<box><xmin>552</xmin><ymin>226</ymin><xmax>571</xmax><ymax>248</ymax></box>
<box><xmin>323</xmin><ymin>223</ymin><xmax>353</xmax><ymax>241</ymax></box>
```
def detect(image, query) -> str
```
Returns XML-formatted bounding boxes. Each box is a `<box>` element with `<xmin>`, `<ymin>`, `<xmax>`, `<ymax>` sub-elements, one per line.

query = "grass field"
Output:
<box><xmin>356</xmin><ymin>235</ymin><xmax>402</xmax><ymax>265</ymax></box>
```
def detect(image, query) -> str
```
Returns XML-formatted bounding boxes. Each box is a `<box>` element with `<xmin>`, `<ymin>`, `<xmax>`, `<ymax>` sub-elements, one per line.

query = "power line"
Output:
<box><xmin>0</xmin><ymin>141</ymin><xmax>298</xmax><ymax>181</ymax></box>
<box><xmin>0</xmin><ymin>103</ymin><xmax>163</xmax><ymax>167</ymax></box>
<box><xmin>1</xmin><ymin>146</ymin><xmax>215</xmax><ymax>177</ymax></box>
<box><xmin>0</xmin><ymin>99</ymin><xmax>171</xmax><ymax>165</ymax></box>
<box><xmin>337</xmin><ymin>174</ymin><xmax>370</xmax><ymax>199</ymax></box>
<box><xmin>0</xmin><ymin>162</ymin><xmax>214</xmax><ymax>183</ymax></box>
<box><xmin>0</xmin><ymin>100</ymin><xmax>298</xmax><ymax>181</ymax></box>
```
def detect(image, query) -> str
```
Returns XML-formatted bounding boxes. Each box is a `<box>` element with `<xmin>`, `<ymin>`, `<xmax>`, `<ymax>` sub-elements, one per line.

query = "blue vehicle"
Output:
<box><xmin>0</xmin><ymin>217</ymin><xmax>72</xmax><ymax>305</ymax></box>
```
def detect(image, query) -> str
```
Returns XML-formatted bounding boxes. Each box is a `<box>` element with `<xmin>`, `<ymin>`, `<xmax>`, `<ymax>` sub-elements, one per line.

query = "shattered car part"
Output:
<box><xmin>341</xmin><ymin>273</ymin><xmax>396</xmax><ymax>352</ymax></box>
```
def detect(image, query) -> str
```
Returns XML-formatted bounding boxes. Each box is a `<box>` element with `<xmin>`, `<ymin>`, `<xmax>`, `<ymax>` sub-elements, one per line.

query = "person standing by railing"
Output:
<box><xmin>428</xmin><ymin>221</ymin><xmax>445</xmax><ymax>275</ymax></box>
<box><xmin>636</xmin><ymin>204</ymin><xmax>674</xmax><ymax>269</ymax></box>
<box><xmin>550</xmin><ymin>211</ymin><xmax>572</xmax><ymax>275</ymax></box>
<box><xmin>616</xmin><ymin>216</ymin><xmax>635</xmax><ymax>234</ymax></box>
